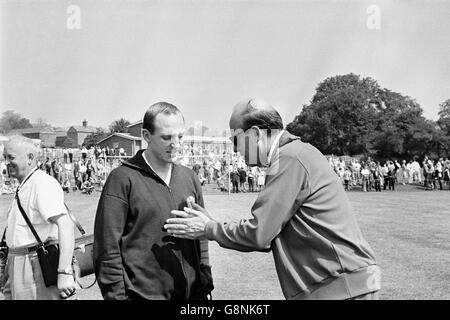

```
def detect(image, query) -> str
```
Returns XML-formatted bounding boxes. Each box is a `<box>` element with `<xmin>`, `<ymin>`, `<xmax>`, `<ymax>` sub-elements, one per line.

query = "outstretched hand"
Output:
<box><xmin>164</xmin><ymin>203</ymin><xmax>212</xmax><ymax>240</ymax></box>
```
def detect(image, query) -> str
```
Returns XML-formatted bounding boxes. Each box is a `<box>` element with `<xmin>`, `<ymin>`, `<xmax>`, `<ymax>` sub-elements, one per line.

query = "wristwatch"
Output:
<box><xmin>57</xmin><ymin>267</ymin><xmax>74</xmax><ymax>275</ymax></box>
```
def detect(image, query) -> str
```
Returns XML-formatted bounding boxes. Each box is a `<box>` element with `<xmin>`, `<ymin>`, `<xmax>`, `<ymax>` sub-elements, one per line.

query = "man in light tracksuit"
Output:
<box><xmin>165</xmin><ymin>98</ymin><xmax>381</xmax><ymax>300</ymax></box>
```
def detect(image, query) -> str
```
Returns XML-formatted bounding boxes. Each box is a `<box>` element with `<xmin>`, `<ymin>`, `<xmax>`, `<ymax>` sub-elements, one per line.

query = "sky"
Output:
<box><xmin>1</xmin><ymin>0</ymin><xmax>449</xmax><ymax>133</ymax></box>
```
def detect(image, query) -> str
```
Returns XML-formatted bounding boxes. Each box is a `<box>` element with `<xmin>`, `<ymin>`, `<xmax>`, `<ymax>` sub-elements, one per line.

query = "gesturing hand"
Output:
<box><xmin>164</xmin><ymin>203</ymin><xmax>212</xmax><ymax>240</ymax></box>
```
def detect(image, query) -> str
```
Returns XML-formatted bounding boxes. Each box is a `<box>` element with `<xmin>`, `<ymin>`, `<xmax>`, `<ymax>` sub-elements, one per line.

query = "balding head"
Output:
<box><xmin>229</xmin><ymin>98</ymin><xmax>284</xmax><ymax>167</ymax></box>
<box><xmin>4</xmin><ymin>135</ymin><xmax>39</xmax><ymax>155</ymax></box>
<box><xmin>229</xmin><ymin>98</ymin><xmax>283</xmax><ymax>131</ymax></box>
<box><xmin>3</xmin><ymin>135</ymin><xmax>39</xmax><ymax>182</ymax></box>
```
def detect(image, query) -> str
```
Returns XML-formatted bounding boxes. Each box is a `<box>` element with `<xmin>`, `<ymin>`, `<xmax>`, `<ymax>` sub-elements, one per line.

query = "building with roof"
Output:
<box><xmin>8</xmin><ymin>127</ymin><xmax>56</xmax><ymax>148</ymax></box>
<box><xmin>54</xmin><ymin>126</ymin><xmax>70</xmax><ymax>147</ymax></box>
<box><xmin>97</xmin><ymin>132</ymin><xmax>143</xmax><ymax>156</ymax></box>
<box><xmin>67</xmin><ymin>120</ymin><xmax>97</xmax><ymax>147</ymax></box>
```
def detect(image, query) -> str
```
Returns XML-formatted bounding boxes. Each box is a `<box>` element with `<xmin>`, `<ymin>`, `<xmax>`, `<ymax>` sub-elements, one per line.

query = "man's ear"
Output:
<box><xmin>142</xmin><ymin>129</ymin><xmax>152</xmax><ymax>144</ymax></box>
<box><xmin>250</xmin><ymin>126</ymin><xmax>262</xmax><ymax>140</ymax></box>
<box><xmin>27</xmin><ymin>153</ymin><xmax>35</xmax><ymax>164</ymax></box>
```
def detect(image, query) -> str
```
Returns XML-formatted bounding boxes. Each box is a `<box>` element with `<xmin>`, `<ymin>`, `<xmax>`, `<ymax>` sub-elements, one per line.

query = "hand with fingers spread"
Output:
<box><xmin>165</xmin><ymin>202</ymin><xmax>213</xmax><ymax>240</ymax></box>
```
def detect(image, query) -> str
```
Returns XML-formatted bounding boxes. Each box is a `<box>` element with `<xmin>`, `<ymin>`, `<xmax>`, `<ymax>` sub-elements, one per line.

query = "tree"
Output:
<box><xmin>0</xmin><ymin>110</ymin><xmax>32</xmax><ymax>133</ymax></box>
<box><xmin>286</xmin><ymin>74</ymin><xmax>439</xmax><ymax>160</ymax></box>
<box><xmin>287</xmin><ymin>74</ymin><xmax>382</xmax><ymax>156</ymax></box>
<box><xmin>83</xmin><ymin>128</ymin><xmax>108</xmax><ymax>148</ymax></box>
<box><xmin>437</xmin><ymin>99</ymin><xmax>450</xmax><ymax>135</ymax></box>
<box><xmin>33</xmin><ymin>117</ymin><xmax>51</xmax><ymax>128</ymax></box>
<box><xmin>109</xmin><ymin>118</ymin><xmax>130</xmax><ymax>134</ymax></box>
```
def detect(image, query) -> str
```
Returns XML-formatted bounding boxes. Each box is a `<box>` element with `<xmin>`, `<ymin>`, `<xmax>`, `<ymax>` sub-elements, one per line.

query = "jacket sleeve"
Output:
<box><xmin>205</xmin><ymin>155</ymin><xmax>310</xmax><ymax>252</ymax></box>
<box><xmin>93</xmin><ymin>169</ymin><xmax>129</xmax><ymax>300</ymax></box>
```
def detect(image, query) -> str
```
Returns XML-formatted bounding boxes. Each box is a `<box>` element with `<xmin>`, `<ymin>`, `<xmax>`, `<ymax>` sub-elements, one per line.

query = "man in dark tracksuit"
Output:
<box><xmin>93</xmin><ymin>102</ymin><xmax>213</xmax><ymax>300</ymax></box>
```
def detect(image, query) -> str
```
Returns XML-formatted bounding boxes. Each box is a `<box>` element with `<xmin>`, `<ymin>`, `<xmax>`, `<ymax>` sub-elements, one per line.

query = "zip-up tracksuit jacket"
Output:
<box><xmin>205</xmin><ymin>132</ymin><xmax>380</xmax><ymax>299</ymax></box>
<box><xmin>93</xmin><ymin>150</ymin><xmax>213</xmax><ymax>300</ymax></box>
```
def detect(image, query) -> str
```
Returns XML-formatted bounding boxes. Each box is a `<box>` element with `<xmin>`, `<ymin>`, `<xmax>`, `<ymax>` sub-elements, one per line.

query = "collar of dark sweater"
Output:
<box><xmin>122</xmin><ymin>149</ymin><xmax>179</xmax><ymax>185</ymax></box>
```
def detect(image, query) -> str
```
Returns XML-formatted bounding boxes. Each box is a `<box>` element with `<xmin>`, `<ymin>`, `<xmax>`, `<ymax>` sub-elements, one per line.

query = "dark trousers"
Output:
<box><xmin>388</xmin><ymin>177</ymin><xmax>395</xmax><ymax>190</ymax></box>
<box><xmin>232</xmin><ymin>181</ymin><xmax>239</xmax><ymax>193</ymax></box>
<box><xmin>374</xmin><ymin>180</ymin><xmax>381</xmax><ymax>192</ymax></box>
<box><xmin>248</xmin><ymin>178</ymin><xmax>254</xmax><ymax>192</ymax></box>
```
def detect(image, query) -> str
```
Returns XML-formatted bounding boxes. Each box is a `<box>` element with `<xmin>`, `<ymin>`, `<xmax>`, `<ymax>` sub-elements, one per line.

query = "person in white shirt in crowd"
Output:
<box><xmin>81</xmin><ymin>146</ymin><xmax>88</xmax><ymax>161</ymax></box>
<box><xmin>361</xmin><ymin>165</ymin><xmax>370</xmax><ymax>192</ymax></box>
<box><xmin>406</xmin><ymin>160</ymin><xmax>413</xmax><ymax>184</ymax></box>
<box><xmin>411</xmin><ymin>158</ymin><xmax>422</xmax><ymax>184</ymax></box>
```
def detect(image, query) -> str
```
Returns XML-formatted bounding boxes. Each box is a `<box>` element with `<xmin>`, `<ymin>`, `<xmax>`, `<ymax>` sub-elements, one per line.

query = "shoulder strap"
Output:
<box><xmin>15</xmin><ymin>191</ymin><xmax>44</xmax><ymax>246</ymax></box>
<box><xmin>64</xmin><ymin>203</ymin><xmax>86</xmax><ymax>235</ymax></box>
<box><xmin>0</xmin><ymin>228</ymin><xmax>6</xmax><ymax>246</ymax></box>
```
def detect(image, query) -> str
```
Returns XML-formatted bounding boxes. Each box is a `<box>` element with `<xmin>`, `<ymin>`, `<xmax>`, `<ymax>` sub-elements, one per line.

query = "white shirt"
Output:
<box><xmin>6</xmin><ymin>169</ymin><xmax>67</xmax><ymax>248</ymax></box>
<box><xmin>267</xmin><ymin>129</ymin><xmax>285</xmax><ymax>166</ymax></box>
<box><xmin>142</xmin><ymin>152</ymin><xmax>172</xmax><ymax>186</ymax></box>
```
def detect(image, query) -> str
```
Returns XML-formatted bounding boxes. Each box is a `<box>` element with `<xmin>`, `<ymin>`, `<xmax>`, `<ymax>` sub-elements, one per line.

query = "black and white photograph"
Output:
<box><xmin>0</xmin><ymin>0</ymin><xmax>449</xmax><ymax>307</ymax></box>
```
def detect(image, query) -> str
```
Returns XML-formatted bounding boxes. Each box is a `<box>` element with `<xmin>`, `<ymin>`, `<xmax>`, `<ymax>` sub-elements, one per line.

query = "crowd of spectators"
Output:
<box><xmin>3</xmin><ymin>142</ymin><xmax>448</xmax><ymax>196</ymax></box>
<box><xmin>186</xmin><ymin>152</ymin><xmax>267</xmax><ymax>193</ymax></box>
<box><xmin>0</xmin><ymin>145</ymin><xmax>125</xmax><ymax>195</ymax></box>
<box><xmin>328</xmin><ymin>156</ymin><xmax>450</xmax><ymax>192</ymax></box>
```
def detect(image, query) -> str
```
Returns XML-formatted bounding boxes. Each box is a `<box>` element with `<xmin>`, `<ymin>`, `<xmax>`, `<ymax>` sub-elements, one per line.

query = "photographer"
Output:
<box><xmin>1</xmin><ymin>136</ymin><xmax>76</xmax><ymax>300</ymax></box>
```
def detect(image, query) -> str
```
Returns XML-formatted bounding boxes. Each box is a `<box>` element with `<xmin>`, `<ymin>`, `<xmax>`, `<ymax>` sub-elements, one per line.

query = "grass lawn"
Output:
<box><xmin>1</xmin><ymin>183</ymin><xmax>449</xmax><ymax>300</ymax></box>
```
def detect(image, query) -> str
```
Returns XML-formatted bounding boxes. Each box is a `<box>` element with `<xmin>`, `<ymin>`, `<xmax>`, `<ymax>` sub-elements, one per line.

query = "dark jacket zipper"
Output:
<box><xmin>166</xmin><ymin>179</ymin><xmax>189</xmax><ymax>299</ymax></box>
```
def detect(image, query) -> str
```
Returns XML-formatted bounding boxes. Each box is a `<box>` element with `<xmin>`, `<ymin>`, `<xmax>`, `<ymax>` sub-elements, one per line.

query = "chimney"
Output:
<box><xmin>82</xmin><ymin>119</ymin><xmax>88</xmax><ymax>128</ymax></box>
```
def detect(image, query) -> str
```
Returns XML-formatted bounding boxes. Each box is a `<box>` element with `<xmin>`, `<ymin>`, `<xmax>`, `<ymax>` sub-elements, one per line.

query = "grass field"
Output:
<box><xmin>1</xmin><ymin>184</ymin><xmax>449</xmax><ymax>300</ymax></box>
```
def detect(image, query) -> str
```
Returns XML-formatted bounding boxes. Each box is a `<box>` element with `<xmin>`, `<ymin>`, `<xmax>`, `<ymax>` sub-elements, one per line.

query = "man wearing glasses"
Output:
<box><xmin>165</xmin><ymin>98</ymin><xmax>380</xmax><ymax>300</ymax></box>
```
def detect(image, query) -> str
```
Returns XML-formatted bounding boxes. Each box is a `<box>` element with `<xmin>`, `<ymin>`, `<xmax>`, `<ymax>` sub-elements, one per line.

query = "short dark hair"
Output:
<box><xmin>241</xmin><ymin>99</ymin><xmax>283</xmax><ymax>131</ymax></box>
<box><xmin>143</xmin><ymin>102</ymin><xmax>184</xmax><ymax>133</ymax></box>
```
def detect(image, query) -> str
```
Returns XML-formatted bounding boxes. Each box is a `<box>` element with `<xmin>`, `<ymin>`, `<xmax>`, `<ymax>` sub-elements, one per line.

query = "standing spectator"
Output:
<box><xmin>361</xmin><ymin>166</ymin><xmax>370</xmax><ymax>192</ymax></box>
<box><xmin>434</xmin><ymin>159</ymin><xmax>443</xmax><ymax>190</ymax></box>
<box><xmin>63</xmin><ymin>148</ymin><xmax>68</xmax><ymax>164</ymax></box>
<box><xmin>247</xmin><ymin>168</ymin><xmax>255</xmax><ymax>192</ymax></box>
<box><xmin>443</xmin><ymin>158</ymin><xmax>450</xmax><ymax>189</ymax></box>
<box><xmin>381</xmin><ymin>163</ymin><xmax>389</xmax><ymax>190</ymax></box>
<box><xmin>68</xmin><ymin>147</ymin><xmax>73</xmax><ymax>163</ymax></box>
<box><xmin>45</xmin><ymin>157</ymin><xmax>52</xmax><ymax>175</ymax></box>
<box><xmin>52</xmin><ymin>158</ymin><xmax>62</xmax><ymax>185</ymax></box>
<box><xmin>81</xmin><ymin>146</ymin><xmax>88</xmax><ymax>161</ymax></box>
<box><xmin>79</xmin><ymin>160</ymin><xmax>87</xmax><ymax>183</ymax></box>
<box><xmin>411</xmin><ymin>158</ymin><xmax>421</xmax><ymax>184</ymax></box>
<box><xmin>238</xmin><ymin>167</ymin><xmax>247</xmax><ymax>192</ymax></box>
<box><xmin>387</xmin><ymin>162</ymin><xmax>396</xmax><ymax>191</ymax></box>
<box><xmin>373</xmin><ymin>166</ymin><xmax>382</xmax><ymax>192</ymax></box>
<box><xmin>73</xmin><ymin>160</ymin><xmax>80</xmax><ymax>190</ymax></box>
<box><xmin>63</xmin><ymin>160</ymin><xmax>73</xmax><ymax>184</ymax></box>
<box><xmin>406</xmin><ymin>160</ymin><xmax>413</xmax><ymax>184</ymax></box>
<box><xmin>343</xmin><ymin>167</ymin><xmax>351</xmax><ymax>192</ymax></box>
<box><xmin>231</xmin><ymin>168</ymin><xmax>240</xmax><ymax>193</ymax></box>
<box><xmin>256</xmin><ymin>167</ymin><xmax>266</xmax><ymax>192</ymax></box>
<box><xmin>424</xmin><ymin>160</ymin><xmax>434</xmax><ymax>190</ymax></box>
<box><xmin>400</xmin><ymin>160</ymin><xmax>409</xmax><ymax>185</ymax></box>
<box><xmin>86</xmin><ymin>159</ymin><xmax>95</xmax><ymax>181</ymax></box>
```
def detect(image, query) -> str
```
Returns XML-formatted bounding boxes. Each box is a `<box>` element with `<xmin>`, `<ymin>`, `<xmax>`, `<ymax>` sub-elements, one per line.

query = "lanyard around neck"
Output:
<box><xmin>16</xmin><ymin>167</ymin><xmax>39</xmax><ymax>195</ymax></box>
